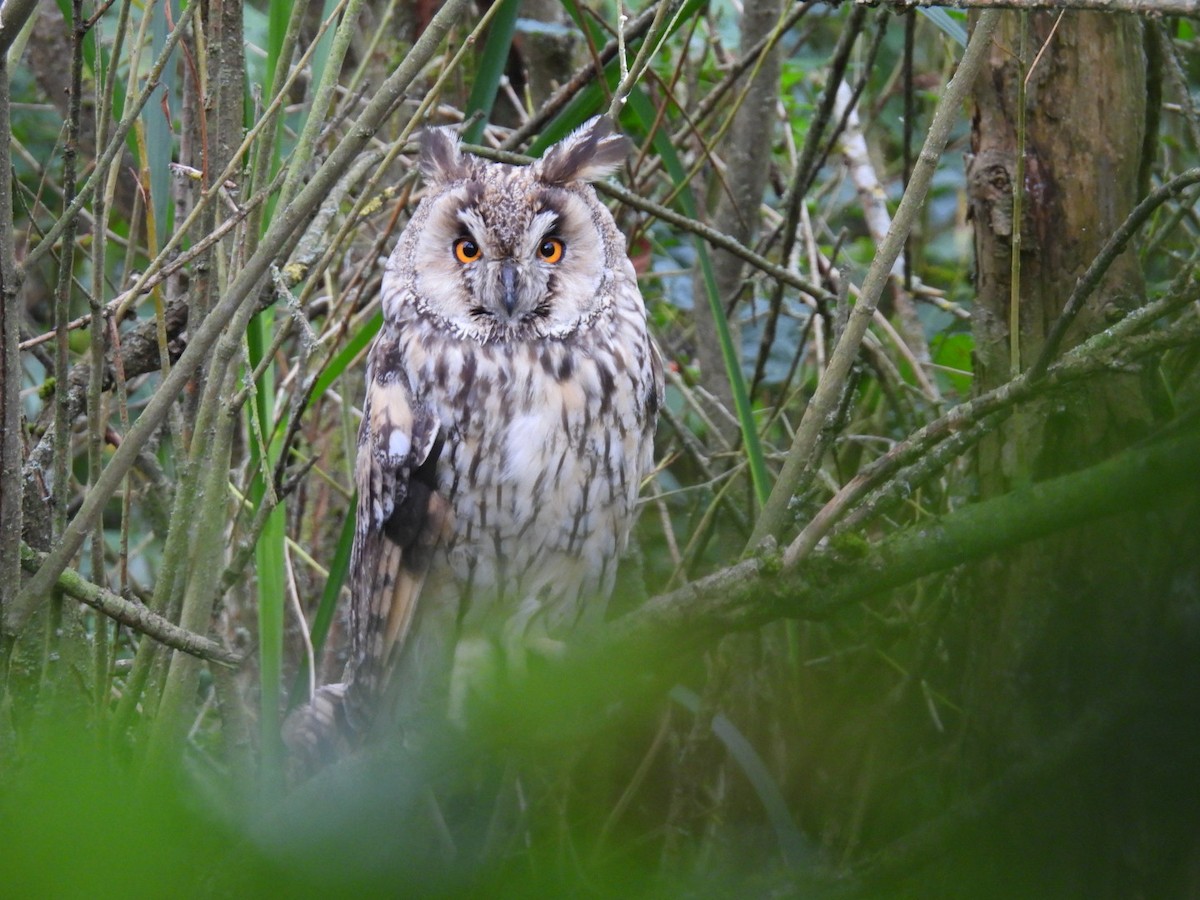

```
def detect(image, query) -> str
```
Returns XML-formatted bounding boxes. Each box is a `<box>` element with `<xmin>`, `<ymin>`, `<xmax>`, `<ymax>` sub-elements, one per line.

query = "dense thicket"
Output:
<box><xmin>2</xmin><ymin>2</ymin><xmax>1198</xmax><ymax>895</ymax></box>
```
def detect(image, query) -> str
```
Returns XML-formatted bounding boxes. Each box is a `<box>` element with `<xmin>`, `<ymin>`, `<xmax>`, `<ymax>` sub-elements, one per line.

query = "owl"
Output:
<box><xmin>287</xmin><ymin>117</ymin><xmax>662</xmax><ymax>767</ymax></box>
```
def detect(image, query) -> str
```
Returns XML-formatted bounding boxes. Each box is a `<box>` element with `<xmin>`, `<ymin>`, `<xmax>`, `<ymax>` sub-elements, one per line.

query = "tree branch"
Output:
<box><xmin>786</xmin><ymin>290</ymin><xmax>1200</xmax><ymax>566</ymax></box>
<box><xmin>889</xmin><ymin>0</ymin><xmax>1198</xmax><ymax>15</ymax></box>
<box><xmin>18</xmin><ymin>544</ymin><xmax>240</xmax><ymax>667</ymax></box>
<box><xmin>20</xmin><ymin>6</ymin><xmax>192</xmax><ymax>275</ymax></box>
<box><xmin>0</xmin><ymin>0</ymin><xmax>41</xmax><ymax>55</ymax></box>
<box><xmin>611</xmin><ymin>423</ymin><xmax>1200</xmax><ymax>648</ymax></box>
<box><xmin>747</xmin><ymin>9</ymin><xmax>1002</xmax><ymax>550</ymax></box>
<box><xmin>1030</xmin><ymin>167</ymin><xmax>1200</xmax><ymax>379</ymax></box>
<box><xmin>501</xmin><ymin>1</ymin><xmax>665</xmax><ymax>150</ymax></box>
<box><xmin>0</xmin><ymin>54</ymin><xmax>19</xmax><ymax>626</ymax></box>
<box><xmin>10</xmin><ymin>0</ymin><xmax>475</xmax><ymax>630</ymax></box>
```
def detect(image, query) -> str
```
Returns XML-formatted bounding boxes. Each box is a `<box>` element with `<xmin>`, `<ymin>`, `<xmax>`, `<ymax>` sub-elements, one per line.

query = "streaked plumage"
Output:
<box><xmin>286</xmin><ymin>117</ymin><xmax>661</xmax><ymax>768</ymax></box>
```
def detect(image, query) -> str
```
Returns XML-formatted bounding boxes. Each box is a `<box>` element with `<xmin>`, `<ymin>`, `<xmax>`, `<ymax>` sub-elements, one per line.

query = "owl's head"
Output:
<box><xmin>386</xmin><ymin>117</ymin><xmax>633</xmax><ymax>343</ymax></box>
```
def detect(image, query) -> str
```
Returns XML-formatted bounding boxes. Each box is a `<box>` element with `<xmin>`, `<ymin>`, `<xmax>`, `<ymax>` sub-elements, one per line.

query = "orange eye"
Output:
<box><xmin>454</xmin><ymin>237</ymin><xmax>481</xmax><ymax>264</ymax></box>
<box><xmin>537</xmin><ymin>237</ymin><xmax>564</xmax><ymax>264</ymax></box>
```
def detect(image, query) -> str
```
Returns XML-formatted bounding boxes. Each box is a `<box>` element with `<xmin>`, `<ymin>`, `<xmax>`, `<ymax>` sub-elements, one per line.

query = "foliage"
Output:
<box><xmin>2</xmin><ymin>0</ymin><xmax>1199</xmax><ymax>895</ymax></box>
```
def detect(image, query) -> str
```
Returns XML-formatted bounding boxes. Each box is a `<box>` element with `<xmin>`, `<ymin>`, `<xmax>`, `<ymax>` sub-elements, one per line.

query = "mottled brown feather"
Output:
<box><xmin>284</xmin><ymin>116</ymin><xmax>661</xmax><ymax>775</ymax></box>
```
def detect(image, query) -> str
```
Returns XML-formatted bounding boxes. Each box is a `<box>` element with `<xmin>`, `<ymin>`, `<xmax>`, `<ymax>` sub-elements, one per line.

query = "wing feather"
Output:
<box><xmin>344</xmin><ymin>337</ymin><xmax>447</xmax><ymax>726</ymax></box>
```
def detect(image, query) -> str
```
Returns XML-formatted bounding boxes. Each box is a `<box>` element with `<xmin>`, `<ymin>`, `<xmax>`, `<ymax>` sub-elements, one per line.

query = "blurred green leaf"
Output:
<box><xmin>462</xmin><ymin>0</ymin><xmax>521</xmax><ymax>145</ymax></box>
<box><xmin>919</xmin><ymin>8</ymin><xmax>968</xmax><ymax>47</ymax></box>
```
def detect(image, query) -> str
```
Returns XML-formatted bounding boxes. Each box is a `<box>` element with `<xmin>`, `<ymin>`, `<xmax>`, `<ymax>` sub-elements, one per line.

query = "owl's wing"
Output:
<box><xmin>346</xmin><ymin>344</ymin><xmax>449</xmax><ymax>722</ymax></box>
<box><xmin>282</xmin><ymin>337</ymin><xmax>448</xmax><ymax>775</ymax></box>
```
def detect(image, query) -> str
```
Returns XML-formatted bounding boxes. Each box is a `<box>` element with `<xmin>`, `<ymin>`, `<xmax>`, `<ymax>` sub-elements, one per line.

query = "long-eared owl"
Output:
<box><xmin>287</xmin><ymin>117</ymin><xmax>662</xmax><ymax>764</ymax></box>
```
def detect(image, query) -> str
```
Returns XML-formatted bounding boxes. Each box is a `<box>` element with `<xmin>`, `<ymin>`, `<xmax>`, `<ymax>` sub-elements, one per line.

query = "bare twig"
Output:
<box><xmin>600</xmin><ymin>180</ymin><xmax>833</xmax><ymax>301</ymax></box>
<box><xmin>0</xmin><ymin>55</ymin><xmax>20</xmax><ymax>622</ymax></box>
<box><xmin>1157</xmin><ymin>20</ymin><xmax>1200</xmax><ymax>155</ymax></box>
<box><xmin>18</xmin><ymin>188</ymin><xmax>262</xmax><ymax>351</ymax></box>
<box><xmin>751</xmin><ymin>9</ymin><xmax>889</xmax><ymax>399</ymax></box>
<box><xmin>18</xmin><ymin>544</ymin><xmax>240</xmax><ymax>666</ymax></box>
<box><xmin>607</xmin><ymin>0</ymin><xmax>675</xmax><ymax>119</ymax></box>
<box><xmin>892</xmin><ymin>0</ymin><xmax>1197</xmax><ymax>14</ymax></box>
<box><xmin>778</xmin><ymin>4</ymin><xmax>868</xmax><ymax>244</ymax></box>
<box><xmin>611</xmin><ymin>419</ymin><xmax>1200</xmax><ymax>647</ymax></box>
<box><xmin>502</xmin><ymin>1</ymin><xmax>665</xmax><ymax>150</ymax></box>
<box><xmin>785</xmin><ymin>291</ymin><xmax>1200</xmax><ymax>566</ymax></box>
<box><xmin>748</xmin><ymin>10</ymin><xmax>1003</xmax><ymax>551</ymax></box>
<box><xmin>21</xmin><ymin>7</ymin><xmax>192</xmax><ymax>275</ymax></box>
<box><xmin>10</xmin><ymin>0</ymin><xmax>475</xmax><ymax>631</ymax></box>
<box><xmin>1030</xmin><ymin>167</ymin><xmax>1200</xmax><ymax>379</ymax></box>
<box><xmin>51</xmin><ymin>0</ymin><xmax>86</xmax><ymax>539</ymax></box>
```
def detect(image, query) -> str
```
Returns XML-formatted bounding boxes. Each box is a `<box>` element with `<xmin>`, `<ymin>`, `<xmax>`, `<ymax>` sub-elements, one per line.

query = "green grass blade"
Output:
<box><xmin>265</xmin><ymin>0</ymin><xmax>291</xmax><ymax>97</ymax></box>
<box><xmin>306</xmin><ymin>310</ymin><xmax>382</xmax><ymax>413</ymax></box>
<box><xmin>287</xmin><ymin>505</ymin><xmax>354</xmax><ymax>710</ymax></box>
<box><xmin>692</xmin><ymin>240</ymin><xmax>772</xmax><ymax>507</ymax></box>
<box><xmin>919</xmin><ymin>8</ymin><xmax>968</xmax><ymax>47</ymax></box>
<box><xmin>625</xmin><ymin>90</ymin><xmax>772</xmax><ymax>508</ymax></box>
<box><xmin>462</xmin><ymin>0</ymin><xmax>521</xmax><ymax>144</ymax></box>
<box><xmin>670</xmin><ymin>685</ymin><xmax>815</xmax><ymax>868</ymax></box>
<box><xmin>256</xmin><ymin>501</ymin><xmax>286</xmax><ymax>779</ymax></box>
<box><xmin>247</xmin><ymin>312</ymin><xmax>286</xmax><ymax>779</ymax></box>
<box><xmin>146</xmin><ymin>0</ymin><xmax>178</xmax><ymax>248</ymax></box>
<box><xmin>308</xmin><ymin>0</ymin><xmax>343</xmax><ymax>93</ymax></box>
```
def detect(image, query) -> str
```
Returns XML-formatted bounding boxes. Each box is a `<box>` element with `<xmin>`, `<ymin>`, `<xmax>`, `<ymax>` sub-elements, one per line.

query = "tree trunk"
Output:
<box><xmin>962</xmin><ymin>12</ymin><xmax>1200</xmax><ymax>895</ymax></box>
<box><xmin>970</xmin><ymin>11</ymin><xmax>1149</xmax><ymax>493</ymax></box>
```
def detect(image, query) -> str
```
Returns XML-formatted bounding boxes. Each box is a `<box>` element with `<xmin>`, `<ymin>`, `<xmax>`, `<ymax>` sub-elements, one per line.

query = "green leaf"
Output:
<box><xmin>306</xmin><ymin>311</ymin><xmax>382</xmax><ymax>413</ymax></box>
<box><xmin>265</xmin><ymin>0</ymin><xmax>291</xmax><ymax>94</ymax></box>
<box><xmin>931</xmin><ymin>332</ymin><xmax>974</xmax><ymax>397</ymax></box>
<box><xmin>308</xmin><ymin>0</ymin><xmax>343</xmax><ymax>94</ymax></box>
<box><xmin>919</xmin><ymin>8</ymin><xmax>968</xmax><ymax>48</ymax></box>
<box><xmin>462</xmin><ymin>0</ymin><xmax>522</xmax><ymax>145</ymax></box>
<box><xmin>247</xmin><ymin>311</ymin><xmax>286</xmax><ymax>779</ymax></box>
<box><xmin>145</xmin><ymin>0</ymin><xmax>180</xmax><ymax>248</ymax></box>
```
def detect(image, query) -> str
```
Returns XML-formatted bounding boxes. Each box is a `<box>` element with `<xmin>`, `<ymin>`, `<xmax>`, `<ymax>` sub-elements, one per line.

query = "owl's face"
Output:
<box><xmin>388</xmin><ymin>118</ymin><xmax>631</xmax><ymax>343</ymax></box>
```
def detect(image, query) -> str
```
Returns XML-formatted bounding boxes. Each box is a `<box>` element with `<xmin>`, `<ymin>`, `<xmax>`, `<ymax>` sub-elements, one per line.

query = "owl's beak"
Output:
<box><xmin>500</xmin><ymin>260</ymin><xmax>520</xmax><ymax>316</ymax></box>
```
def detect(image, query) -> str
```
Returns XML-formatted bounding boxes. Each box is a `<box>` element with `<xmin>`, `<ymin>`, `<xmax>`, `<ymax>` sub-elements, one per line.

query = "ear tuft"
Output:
<box><xmin>535</xmin><ymin>116</ymin><xmax>630</xmax><ymax>185</ymax></box>
<box><xmin>418</xmin><ymin>127</ymin><xmax>470</xmax><ymax>186</ymax></box>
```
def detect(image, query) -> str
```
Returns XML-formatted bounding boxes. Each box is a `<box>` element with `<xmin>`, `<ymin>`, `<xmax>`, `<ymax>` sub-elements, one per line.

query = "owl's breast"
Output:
<box><xmin>411</xmin><ymin>325</ymin><xmax>654</xmax><ymax>632</ymax></box>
